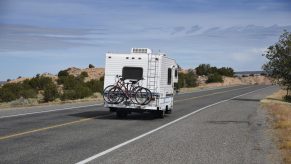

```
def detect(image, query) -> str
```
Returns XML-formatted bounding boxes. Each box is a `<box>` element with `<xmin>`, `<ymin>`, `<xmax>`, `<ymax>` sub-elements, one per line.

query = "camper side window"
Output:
<box><xmin>168</xmin><ymin>68</ymin><xmax>172</xmax><ymax>85</ymax></box>
<box><xmin>175</xmin><ymin>69</ymin><xmax>178</xmax><ymax>78</ymax></box>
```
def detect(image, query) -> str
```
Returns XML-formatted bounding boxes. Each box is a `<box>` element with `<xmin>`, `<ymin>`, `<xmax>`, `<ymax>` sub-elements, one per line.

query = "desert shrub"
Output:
<box><xmin>177</xmin><ymin>72</ymin><xmax>186</xmax><ymax>89</ymax></box>
<box><xmin>284</xmin><ymin>95</ymin><xmax>291</xmax><ymax>102</ymax></box>
<box><xmin>58</xmin><ymin>70</ymin><xmax>69</xmax><ymax>77</ymax></box>
<box><xmin>0</xmin><ymin>88</ymin><xmax>17</xmax><ymax>102</ymax></box>
<box><xmin>195</xmin><ymin>64</ymin><xmax>211</xmax><ymax>76</ymax></box>
<box><xmin>218</xmin><ymin>67</ymin><xmax>234</xmax><ymax>77</ymax></box>
<box><xmin>206</xmin><ymin>73</ymin><xmax>223</xmax><ymax>83</ymax></box>
<box><xmin>86</xmin><ymin>79</ymin><xmax>104</xmax><ymax>93</ymax></box>
<box><xmin>43</xmin><ymin>83</ymin><xmax>59</xmax><ymax>102</ymax></box>
<box><xmin>0</xmin><ymin>82</ymin><xmax>37</xmax><ymax>102</ymax></box>
<box><xmin>185</xmin><ymin>71</ymin><xmax>198</xmax><ymax>87</ymax></box>
<box><xmin>195</xmin><ymin>64</ymin><xmax>234</xmax><ymax>77</ymax></box>
<box><xmin>58</xmin><ymin>75</ymin><xmax>81</xmax><ymax>89</ymax></box>
<box><xmin>74</xmin><ymin>85</ymin><xmax>92</xmax><ymax>99</ymax></box>
<box><xmin>61</xmin><ymin>90</ymin><xmax>77</xmax><ymax>100</ymax></box>
<box><xmin>80</xmin><ymin>71</ymin><xmax>89</xmax><ymax>78</ymax></box>
<box><xmin>89</xmin><ymin>64</ymin><xmax>95</xmax><ymax>68</ymax></box>
<box><xmin>58</xmin><ymin>74</ymin><xmax>95</xmax><ymax>100</ymax></box>
<box><xmin>99</xmin><ymin>76</ymin><xmax>104</xmax><ymax>82</ymax></box>
<box><xmin>20</xmin><ymin>89</ymin><xmax>38</xmax><ymax>99</ymax></box>
<box><xmin>28</xmin><ymin>76</ymin><xmax>54</xmax><ymax>90</ymax></box>
<box><xmin>61</xmin><ymin>86</ymin><xmax>92</xmax><ymax>100</ymax></box>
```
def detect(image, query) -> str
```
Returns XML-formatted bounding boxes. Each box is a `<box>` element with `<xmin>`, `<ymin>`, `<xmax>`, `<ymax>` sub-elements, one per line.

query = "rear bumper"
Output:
<box><xmin>104</xmin><ymin>102</ymin><xmax>158</xmax><ymax>111</ymax></box>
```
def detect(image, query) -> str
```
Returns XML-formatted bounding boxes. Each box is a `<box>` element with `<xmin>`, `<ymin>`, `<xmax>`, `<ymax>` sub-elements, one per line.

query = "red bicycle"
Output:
<box><xmin>103</xmin><ymin>75</ymin><xmax>152</xmax><ymax>105</ymax></box>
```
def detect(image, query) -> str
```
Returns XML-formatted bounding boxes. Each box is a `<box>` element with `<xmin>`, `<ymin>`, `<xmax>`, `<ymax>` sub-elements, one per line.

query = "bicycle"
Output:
<box><xmin>104</xmin><ymin>75</ymin><xmax>152</xmax><ymax>105</ymax></box>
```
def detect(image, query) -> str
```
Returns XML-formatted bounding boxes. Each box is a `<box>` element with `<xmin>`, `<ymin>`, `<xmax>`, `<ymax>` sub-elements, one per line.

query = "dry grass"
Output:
<box><xmin>261</xmin><ymin>89</ymin><xmax>291</xmax><ymax>164</ymax></box>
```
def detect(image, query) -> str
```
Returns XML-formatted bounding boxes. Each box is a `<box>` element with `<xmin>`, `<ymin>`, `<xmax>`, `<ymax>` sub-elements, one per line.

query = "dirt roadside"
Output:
<box><xmin>261</xmin><ymin>89</ymin><xmax>291</xmax><ymax>164</ymax></box>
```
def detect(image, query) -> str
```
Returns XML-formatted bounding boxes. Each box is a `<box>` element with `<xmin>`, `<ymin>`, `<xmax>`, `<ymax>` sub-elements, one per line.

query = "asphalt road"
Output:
<box><xmin>0</xmin><ymin>85</ymin><xmax>279</xmax><ymax>164</ymax></box>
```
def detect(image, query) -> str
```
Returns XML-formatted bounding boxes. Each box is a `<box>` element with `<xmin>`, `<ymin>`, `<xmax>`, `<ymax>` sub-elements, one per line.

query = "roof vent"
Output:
<box><xmin>131</xmin><ymin>48</ymin><xmax>152</xmax><ymax>54</ymax></box>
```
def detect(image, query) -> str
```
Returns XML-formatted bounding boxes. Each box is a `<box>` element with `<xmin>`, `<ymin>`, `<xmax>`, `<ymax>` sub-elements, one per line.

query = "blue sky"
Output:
<box><xmin>0</xmin><ymin>0</ymin><xmax>291</xmax><ymax>80</ymax></box>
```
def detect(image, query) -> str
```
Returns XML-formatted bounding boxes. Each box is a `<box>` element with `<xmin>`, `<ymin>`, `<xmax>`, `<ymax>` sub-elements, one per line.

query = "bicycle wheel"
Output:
<box><xmin>108</xmin><ymin>86</ymin><xmax>124</xmax><ymax>104</ymax></box>
<box><xmin>130</xmin><ymin>86</ymin><xmax>143</xmax><ymax>104</ymax></box>
<box><xmin>103</xmin><ymin>85</ymin><xmax>115</xmax><ymax>103</ymax></box>
<box><xmin>135</xmin><ymin>87</ymin><xmax>152</xmax><ymax>105</ymax></box>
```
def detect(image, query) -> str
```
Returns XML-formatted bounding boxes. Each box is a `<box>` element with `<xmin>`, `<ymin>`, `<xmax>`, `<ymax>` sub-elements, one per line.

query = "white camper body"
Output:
<box><xmin>103</xmin><ymin>48</ymin><xmax>178</xmax><ymax>116</ymax></box>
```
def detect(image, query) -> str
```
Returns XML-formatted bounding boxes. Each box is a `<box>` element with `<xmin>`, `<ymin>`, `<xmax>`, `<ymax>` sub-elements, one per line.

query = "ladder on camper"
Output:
<box><xmin>147</xmin><ymin>54</ymin><xmax>158</xmax><ymax>94</ymax></box>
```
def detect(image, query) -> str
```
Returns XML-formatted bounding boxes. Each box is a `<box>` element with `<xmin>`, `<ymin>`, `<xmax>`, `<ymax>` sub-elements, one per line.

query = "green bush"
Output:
<box><xmin>58</xmin><ymin>70</ymin><xmax>69</xmax><ymax>77</ymax></box>
<box><xmin>61</xmin><ymin>86</ymin><xmax>92</xmax><ymax>100</ymax></box>
<box><xmin>177</xmin><ymin>72</ymin><xmax>186</xmax><ymax>89</ymax></box>
<box><xmin>74</xmin><ymin>85</ymin><xmax>92</xmax><ymax>99</ymax></box>
<box><xmin>80</xmin><ymin>71</ymin><xmax>89</xmax><ymax>78</ymax></box>
<box><xmin>284</xmin><ymin>95</ymin><xmax>291</xmax><ymax>102</ymax></box>
<box><xmin>89</xmin><ymin>64</ymin><xmax>95</xmax><ymax>68</ymax></box>
<box><xmin>0</xmin><ymin>82</ymin><xmax>37</xmax><ymax>102</ymax></box>
<box><xmin>58</xmin><ymin>74</ymin><xmax>98</xmax><ymax>100</ymax></box>
<box><xmin>0</xmin><ymin>88</ymin><xmax>17</xmax><ymax>102</ymax></box>
<box><xmin>218</xmin><ymin>67</ymin><xmax>234</xmax><ymax>77</ymax></box>
<box><xmin>43</xmin><ymin>83</ymin><xmax>59</xmax><ymax>102</ymax></box>
<box><xmin>61</xmin><ymin>90</ymin><xmax>77</xmax><ymax>100</ymax></box>
<box><xmin>86</xmin><ymin>79</ymin><xmax>104</xmax><ymax>93</ymax></box>
<box><xmin>20</xmin><ymin>89</ymin><xmax>38</xmax><ymax>99</ymax></box>
<box><xmin>195</xmin><ymin>64</ymin><xmax>211</xmax><ymax>76</ymax></box>
<box><xmin>185</xmin><ymin>71</ymin><xmax>198</xmax><ymax>87</ymax></box>
<box><xmin>27</xmin><ymin>76</ymin><xmax>54</xmax><ymax>90</ymax></box>
<box><xmin>58</xmin><ymin>75</ymin><xmax>81</xmax><ymax>89</ymax></box>
<box><xmin>195</xmin><ymin>64</ymin><xmax>234</xmax><ymax>77</ymax></box>
<box><xmin>206</xmin><ymin>73</ymin><xmax>223</xmax><ymax>83</ymax></box>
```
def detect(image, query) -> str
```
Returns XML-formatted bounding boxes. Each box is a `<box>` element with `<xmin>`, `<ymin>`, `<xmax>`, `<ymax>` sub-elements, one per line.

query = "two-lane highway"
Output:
<box><xmin>0</xmin><ymin>85</ymin><xmax>278</xmax><ymax>164</ymax></box>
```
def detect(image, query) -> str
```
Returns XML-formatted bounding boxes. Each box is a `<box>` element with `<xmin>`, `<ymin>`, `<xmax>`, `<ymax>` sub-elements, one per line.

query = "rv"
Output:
<box><xmin>103</xmin><ymin>48</ymin><xmax>178</xmax><ymax>118</ymax></box>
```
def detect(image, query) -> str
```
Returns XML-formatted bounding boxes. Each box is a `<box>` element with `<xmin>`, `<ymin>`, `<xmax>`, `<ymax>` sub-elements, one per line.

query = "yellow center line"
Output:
<box><xmin>0</xmin><ymin>85</ymin><xmax>256</xmax><ymax>141</ymax></box>
<box><xmin>0</xmin><ymin>117</ymin><xmax>94</xmax><ymax>141</ymax></box>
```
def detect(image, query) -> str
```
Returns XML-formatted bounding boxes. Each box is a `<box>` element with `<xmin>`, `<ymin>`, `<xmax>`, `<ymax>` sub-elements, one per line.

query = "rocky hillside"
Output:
<box><xmin>66</xmin><ymin>67</ymin><xmax>104</xmax><ymax>81</ymax></box>
<box><xmin>8</xmin><ymin>67</ymin><xmax>105</xmax><ymax>84</ymax></box>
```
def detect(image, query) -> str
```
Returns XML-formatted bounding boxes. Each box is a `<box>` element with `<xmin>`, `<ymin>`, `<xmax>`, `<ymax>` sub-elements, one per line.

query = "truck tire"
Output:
<box><xmin>165</xmin><ymin>109</ymin><xmax>172</xmax><ymax>114</ymax></box>
<box><xmin>165</xmin><ymin>106</ymin><xmax>172</xmax><ymax>114</ymax></box>
<box><xmin>155</xmin><ymin>110</ymin><xmax>165</xmax><ymax>118</ymax></box>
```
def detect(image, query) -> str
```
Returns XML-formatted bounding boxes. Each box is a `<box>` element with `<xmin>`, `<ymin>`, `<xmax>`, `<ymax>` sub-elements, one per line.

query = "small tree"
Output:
<box><xmin>206</xmin><ymin>73</ymin><xmax>223</xmax><ymax>83</ymax></box>
<box><xmin>43</xmin><ymin>83</ymin><xmax>59</xmax><ymax>102</ymax></box>
<box><xmin>263</xmin><ymin>30</ymin><xmax>291</xmax><ymax>101</ymax></box>
<box><xmin>218</xmin><ymin>67</ymin><xmax>234</xmax><ymax>77</ymax></box>
<box><xmin>195</xmin><ymin>64</ymin><xmax>211</xmax><ymax>76</ymax></box>
<box><xmin>185</xmin><ymin>70</ymin><xmax>197</xmax><ymax>87</ymax></box>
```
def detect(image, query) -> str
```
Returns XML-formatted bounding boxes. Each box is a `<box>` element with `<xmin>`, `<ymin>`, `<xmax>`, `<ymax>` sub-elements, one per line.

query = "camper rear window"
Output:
<box><xmin>122</xmin><ymin>67</ymin><xmax>143</xmax><ymax>80</ymax></box>
<box><xmin>168</xmin><ymin>68</ymin><xmax>172</xmax><ymax>85</ymax></box>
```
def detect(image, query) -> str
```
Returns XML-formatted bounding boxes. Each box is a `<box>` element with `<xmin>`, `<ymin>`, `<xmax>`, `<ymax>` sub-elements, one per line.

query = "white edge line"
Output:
<box><xmin>76</xmin><ymin>86</ymin><xmax>270</xmax><ymax>164</ymax></box>
<box><xmin>0</xmin><ymin>103</ymin><xmax>102</xmax><ymax>119</ymax></box>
